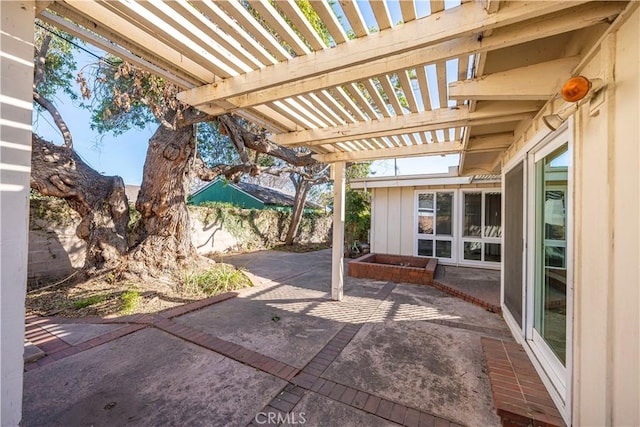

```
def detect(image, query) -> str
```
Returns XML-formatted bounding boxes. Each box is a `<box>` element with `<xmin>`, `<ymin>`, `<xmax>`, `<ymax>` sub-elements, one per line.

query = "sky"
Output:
<box><xmin>33</xmin><ymin>0</ymin><xmax>464</xmax><ymax>185</ymax></box>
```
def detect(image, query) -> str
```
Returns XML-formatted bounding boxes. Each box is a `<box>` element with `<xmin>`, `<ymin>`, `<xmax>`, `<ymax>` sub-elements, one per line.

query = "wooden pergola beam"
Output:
<box><xmin>273</xmin><ymin>101</ymin><xmax>540</xmax><ymax>147</ymax></box>
<box><xmin>466</xmin><ymin>133</ymin><xmax>513</xmax><ymax>152</ymax></box>
<box><xmin>177</xmin><ymin>1</ymin><xmax>595</xmax><ymax>106</ymax></box>
<box><xmin>51</xmin><ymin>1</ymin><xmax>215</xmax><ymax>84</ymax></box>
<box><xmin>449</xmin><ymin>56</ymin><xmax>581</xmax><ymax>101</ymax></box>
<box><xmin>313</xmin><ymin>141</ymin><xmax>463</xmax><ymax>163</ymax></box>
<box><xmin>39</xmin><ymin>10</ymin><xmax>197</xmax><ymax>89</ymax></box>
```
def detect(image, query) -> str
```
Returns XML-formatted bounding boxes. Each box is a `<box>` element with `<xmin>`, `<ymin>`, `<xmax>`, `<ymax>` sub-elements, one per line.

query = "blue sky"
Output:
<box><xmin>33</xmin><ymin>48</ymin><xmax>154</xmax><ymax>185</ymax></box>
<box><xmin>33</xmin><ymin>1</ymin><xmax>463</xmax><ymax>185</ymax></box>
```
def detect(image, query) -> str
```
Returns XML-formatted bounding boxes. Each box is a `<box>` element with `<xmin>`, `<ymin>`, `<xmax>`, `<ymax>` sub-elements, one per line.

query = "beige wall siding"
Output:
<box><xmin>0</xmin><ymin>2</ymin><xmax>35</xmax><ymax>424</ymax></box>
<box><xmin>574</xmin><ymin>13</ymin><xmax>640</xmax><ymax>426</ymax></box>
<box><xmin>610</xmin><ymin>8</ymin><xmax>639</xmax><ymax>424</ymax></box>
<box><xmin>370</xmin><ymin>183</ymin><xmax>500</xmax><ymax>258</ymax></box>
<box><xmin>573</xmin><ymin>47</ymin><xmax>611</xmax><ymax>425</ymax></box>
<box><xmin>386</xmin><ymin>188</ymin><xmax>402</xmax><ymax>254</ymax></box>
<box><xmin>372</xmin><ymin>188</ymin><xmax>387</xmax><ymax>253</ymax></box>
<box><xmin>500</xmin><ymin>8</ymin><xmax>639</xmax><ymax>426</ymax></box>
<box><xmin>400</xmin><ymin>187</ymin><xmax>415</xmax><ymax>255</ymax></box>
<box><xmin>371</xmin><ymin>186</ymin><xmax>414</xmax><ymax>254</ymax></box>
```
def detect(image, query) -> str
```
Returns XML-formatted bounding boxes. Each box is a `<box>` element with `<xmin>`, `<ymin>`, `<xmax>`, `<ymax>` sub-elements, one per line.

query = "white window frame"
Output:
<box><xmin>413</xmin><ymin>190</ymin><xmax>457</xmax><ymax>262</ymax></box>
<box><xmin>459</xmin><ymin>189</ymin><xmax>502</xmax><ymax>266</ymax></box>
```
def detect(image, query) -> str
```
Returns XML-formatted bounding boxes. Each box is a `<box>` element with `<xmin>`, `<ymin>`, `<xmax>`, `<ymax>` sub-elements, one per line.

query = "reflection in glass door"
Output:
<box><xmin>534</xmin><ymin>144</ymin><xmax>569</xmax><ymax>365</ymax></box>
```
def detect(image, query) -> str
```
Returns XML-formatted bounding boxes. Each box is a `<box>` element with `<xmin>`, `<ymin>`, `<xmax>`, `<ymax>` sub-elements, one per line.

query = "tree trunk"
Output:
<box><xmin>126</xmin><ymin>122</ymin><xmax>199</xmax><ymax>278</ymax></box>
<box><xmin>284</xmin><ymin>180</ymin><xmax>310</xmax><ymax>245</ymax></box>
<box><xmin>30</xmin><ymin>135</ymin><xmax>129</xmax><ymax>271</ymax></box>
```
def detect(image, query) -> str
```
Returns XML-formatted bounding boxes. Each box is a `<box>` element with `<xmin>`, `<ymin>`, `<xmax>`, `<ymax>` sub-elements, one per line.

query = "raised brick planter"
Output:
<box><xmin>348</xmin><ymin>253</ymin><xmax>437</xmax><ymax>285</ymax></box>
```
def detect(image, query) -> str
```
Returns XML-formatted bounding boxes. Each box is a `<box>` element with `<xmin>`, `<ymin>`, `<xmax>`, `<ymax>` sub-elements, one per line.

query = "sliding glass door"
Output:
<box><xmin>527</xmin><ymin>131</ymin><xmax>572</xmax><ymax>398</ymax></box>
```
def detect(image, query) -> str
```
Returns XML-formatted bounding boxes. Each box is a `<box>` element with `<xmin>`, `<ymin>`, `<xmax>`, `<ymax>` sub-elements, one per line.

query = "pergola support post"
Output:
<box><xmin>1</xmin><ymin>1</ymin><xmax>35</xmax><ymax>425</ymax></box>
<box><xmin>331</xmin><ymin>161</ymin><xmax>346</xmax><ymax>301</ymax></box>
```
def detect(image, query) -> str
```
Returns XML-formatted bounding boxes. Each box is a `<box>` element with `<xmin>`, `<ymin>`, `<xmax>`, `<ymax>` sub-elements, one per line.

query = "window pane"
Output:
<box><xmin>418</xmin><ymin>193</ymin><xmax>434</xmax><ymax>234</ymax></box>
<box><xmin>544</xmin><ymin>190</ymin><xmax>565</xmax><ymax>240</ymax></box>
<box><xmin>464</xmin><ymin>242</ymin><xmax>482</xmax><ymax>261</ymax></box>
<box><xmin>418</xmin><ymin>214</ymin><xmax>434</xmax><ymax>234</ymax></box>
<box><xmin>464</xmin><ymin>193</ymin><xmax>482</xmax><ymax>237</ymax></box>
<box><xmin>417</xmin><ymin>239</ymin><xmax>433</xmax><ymax>257</ymax></box>
<box><xmin>484</xmin><ymin>192</ymin><xmax>502</xmax><ymax>237</ymax></box>
<box><xmin>436</xmin><ymin>193</ymin><xmax>453</xmax><ymax>236</ymax></box>
<box><xmin>535</xmin><ymin>143</ymin><xmax>569</xmax><ymax>366</ymax></box>
<box><xmin>435</xmin><ymin>240</ymin><xmax>452</xmax><ymax>258</ymax></box>
<box><xmin>545</xmin><ymin>246</ymin><xmax>565</xmax><ymax>268</ymax></box>
<box><xmin>485</xmin><ymin>243</ymin><xmax>502</xmax><ymax>263</ymax></box>
<box><xmin>418</xmin><ymin>193</ymin><xmax>434</xmax><ymax>210</ymax></box>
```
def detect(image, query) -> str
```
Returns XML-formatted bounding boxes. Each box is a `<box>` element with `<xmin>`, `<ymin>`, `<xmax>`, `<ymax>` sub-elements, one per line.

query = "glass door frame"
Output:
<box><xmin>525</xmin><ymin>125</ymin><xmax>574</xmax><ymax>404</ymax></box>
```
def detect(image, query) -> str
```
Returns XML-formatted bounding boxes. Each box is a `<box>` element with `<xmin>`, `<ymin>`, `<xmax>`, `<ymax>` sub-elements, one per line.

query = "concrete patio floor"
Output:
<box><xmin>23</xmin><ymin>249</ymin><xmax>512</xmax><ymax>427</ymax></box>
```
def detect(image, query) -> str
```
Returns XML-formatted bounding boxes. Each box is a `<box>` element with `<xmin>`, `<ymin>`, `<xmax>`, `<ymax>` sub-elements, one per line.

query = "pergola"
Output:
<box><xmin>36</xmin><ymin>0</ymin><xmax>627</xmax><ymax>299</ymax></box>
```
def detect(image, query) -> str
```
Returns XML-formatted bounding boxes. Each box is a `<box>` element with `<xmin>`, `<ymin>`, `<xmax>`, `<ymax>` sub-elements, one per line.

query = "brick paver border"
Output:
<box><xmin>24</xmin><ymin>283</ymin><xmax>478</xmax><ymax>426</ymax></box>
<box><xmin>431</xmin><ymin>279</ymin><xmax>501</xmax><ymax>313</ymax></box>
<box><xmin>481</xmin><ymin>337</ymin><xmax>565</xmax><ymax>427</ymax></box>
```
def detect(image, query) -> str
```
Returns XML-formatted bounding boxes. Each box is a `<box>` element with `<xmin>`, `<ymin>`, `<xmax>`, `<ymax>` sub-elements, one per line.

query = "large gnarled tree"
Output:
<box><xmin>31</xmin><ymin>22</ymin><xmax>324</xmax><ymax>280</ymax></box>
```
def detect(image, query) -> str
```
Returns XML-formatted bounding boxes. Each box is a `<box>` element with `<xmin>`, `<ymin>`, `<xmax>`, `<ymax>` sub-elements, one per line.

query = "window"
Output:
<box><xmin>415</xmin><ymin>191</ymin><xmax>454</xmax><ymax>260</ymax></box>
<box><xmin>461</xmin><ymin>191</ymin><xmax>502</xmax><ymax>263</ymax></box>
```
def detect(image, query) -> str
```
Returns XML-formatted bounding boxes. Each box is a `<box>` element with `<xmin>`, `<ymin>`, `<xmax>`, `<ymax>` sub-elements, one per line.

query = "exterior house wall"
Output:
<box><xmin>0</xmin><ymin>2</ymin><xmax>34</xmax><ymax>424</ymax></box>
<box><xmin>370</xmin><ymin>183</ymin><xmax>501</xmax><ymax>261</ymax></box>
<box><xmin>501</xmin><ymin>8</ymin><xmax>639</xmax><ymax>425</ymax></box>
<box><xmin>371</xmin><ymin>187</ymin><xmax>414</xmax><ymax>255</ymax></box>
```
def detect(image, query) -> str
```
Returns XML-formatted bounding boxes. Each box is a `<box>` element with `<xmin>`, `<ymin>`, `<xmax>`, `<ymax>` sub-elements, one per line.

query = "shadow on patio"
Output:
<box><xmin>23</xmin><ymin>249</ymin><xmax>510</xmax><ymax>427</ymax></box>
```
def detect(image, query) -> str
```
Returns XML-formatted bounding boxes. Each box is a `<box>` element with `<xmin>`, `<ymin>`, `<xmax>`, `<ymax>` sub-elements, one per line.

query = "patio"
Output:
<box><xmin>23</xmin><ymin>249</ymin><xmax>511</xmax><ymax>427</ymax></box>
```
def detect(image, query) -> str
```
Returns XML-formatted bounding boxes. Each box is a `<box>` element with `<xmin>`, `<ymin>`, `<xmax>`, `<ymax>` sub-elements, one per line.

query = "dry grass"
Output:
<box><xmin>26</xmin><ymin>263</ymin><xmax>252</xmax><ymax>318</ymax></box>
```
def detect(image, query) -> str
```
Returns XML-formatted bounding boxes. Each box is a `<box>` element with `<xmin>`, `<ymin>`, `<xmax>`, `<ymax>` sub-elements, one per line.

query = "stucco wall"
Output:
<box><xmin>570</xmin><ymin>12</ymin><xmax>639</xmax><ymax>425</ymax></box>
<box><xmin>0</xmin><ymin>2</ymin><xmax>34</xmax><ymax>424</ymax></box>
<box><xmin>28</xmin><ymin>204</ymin><xmax>332</xmax><ymax>281</ymax></box>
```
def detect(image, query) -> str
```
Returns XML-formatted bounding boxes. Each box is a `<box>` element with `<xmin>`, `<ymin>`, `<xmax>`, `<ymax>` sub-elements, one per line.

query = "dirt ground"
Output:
<box><xmin>25</xmin><ymin>244</ymin><xmax>329</xmax><ymax>318</ymax></box>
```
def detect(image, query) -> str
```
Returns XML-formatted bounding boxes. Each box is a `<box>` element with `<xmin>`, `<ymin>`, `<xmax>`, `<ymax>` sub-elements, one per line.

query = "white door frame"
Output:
<box><xmin>524</xmin><ymin>123</ymin><xmax>574</xmax><ymax>420</ymax></box>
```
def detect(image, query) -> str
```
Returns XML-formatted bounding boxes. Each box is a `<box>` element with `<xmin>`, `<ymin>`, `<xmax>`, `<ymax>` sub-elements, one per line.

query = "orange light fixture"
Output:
<box><xmin>561</xmin><ymin>76</ymin><xmax>592</xmax><ymax>102</ymax></box>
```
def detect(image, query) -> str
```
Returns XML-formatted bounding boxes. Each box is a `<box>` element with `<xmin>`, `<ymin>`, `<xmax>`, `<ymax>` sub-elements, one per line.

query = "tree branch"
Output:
<box><xmin>218</xmin><ymin>115</ymin><xmax>318</xmax><ymax>167</ymax></box>
<box><xmin>193</xmin><ymin>157</ymin><xmax>258</xmax><ymax>182</ymax></box>
<box><xmin>33</xmin><ymin>34</ymin><xmax>51</xmax><ymax>89</ymax></box>
<box><xmin>33</xmin><ymin>91</ymin><xmax>74</xmax><ymax>148</ymax></box>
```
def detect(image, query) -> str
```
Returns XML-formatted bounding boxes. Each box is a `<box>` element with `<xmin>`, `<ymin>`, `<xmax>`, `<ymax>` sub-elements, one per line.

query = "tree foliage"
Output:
<box><xmin>345</xmin><ymin>163</ymin><xmax>372</xmax><ymax>252</ymax></box>
<box><xmin>33</xmin><ymin>22</ymin><xmax>79</xmax><ymax>101</ymax></box>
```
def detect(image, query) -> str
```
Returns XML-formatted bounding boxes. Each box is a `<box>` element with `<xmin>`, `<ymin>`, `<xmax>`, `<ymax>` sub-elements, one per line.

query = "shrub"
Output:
<box><xmin>180</xmin><ymin>264</ymin><xmax>251</xmax><ymax>296</ymax></box>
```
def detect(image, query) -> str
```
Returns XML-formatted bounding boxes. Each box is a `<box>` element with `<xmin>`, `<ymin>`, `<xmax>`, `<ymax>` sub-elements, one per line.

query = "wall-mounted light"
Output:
<box><xmin>543</xmin><ymin>76</ymin><xmax>605</xmax><ymax>131</ymax></box>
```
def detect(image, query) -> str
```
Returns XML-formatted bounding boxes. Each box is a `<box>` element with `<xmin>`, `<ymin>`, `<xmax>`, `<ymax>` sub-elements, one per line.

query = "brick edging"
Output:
<box><xmin>24</xmin><ymin>291</ymin><xmax>240</xmax><ymax>326</ymax></box>
<box><xmin>24</xmin><ymin>291</ymin><xmax>240</xmax><ymax>370</ymax></box>
<box><xmin>480</xmin><ymin>337</ymin><xmax>565</xmax><ymax>427</ymax></box>
<box><xmin>24</xmin><ymin>324</ymin><xmax>146</xmax><ymax>371</ymax></box>
<box><xmin>431</xmin><ymin>280</ymin><xmax>502</xmax><ymax>313</ymax></box>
